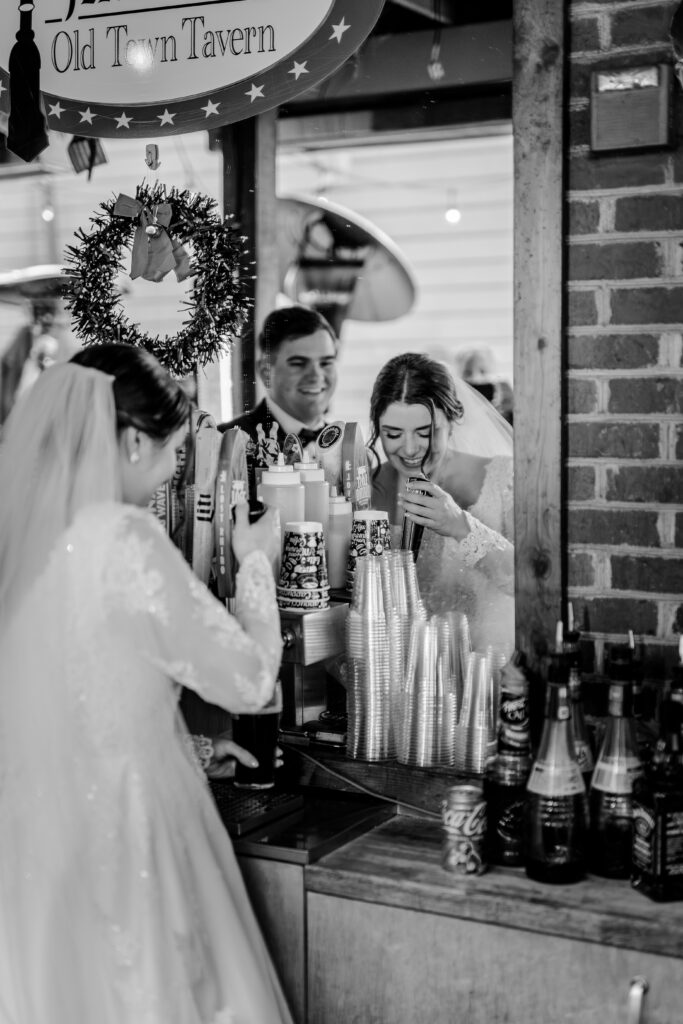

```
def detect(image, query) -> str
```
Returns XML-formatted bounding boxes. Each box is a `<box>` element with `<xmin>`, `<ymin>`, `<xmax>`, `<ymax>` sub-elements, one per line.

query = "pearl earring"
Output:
<box><xmin>130</xmin><ymin>451</ymin><xmax>140</xmax><ymax>464</ymax></box>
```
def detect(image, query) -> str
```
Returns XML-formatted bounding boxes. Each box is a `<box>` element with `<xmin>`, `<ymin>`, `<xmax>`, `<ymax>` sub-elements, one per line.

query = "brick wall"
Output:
<box><xmin>567</xmin><ymin>0</ymin><xmax>683</xmax><ymax>680</ymax></box>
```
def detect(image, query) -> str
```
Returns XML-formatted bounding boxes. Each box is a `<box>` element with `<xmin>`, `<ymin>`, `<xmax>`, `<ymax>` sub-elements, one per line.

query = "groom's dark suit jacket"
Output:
<box><xmin>218</xmin><ymin>399</ymin><xmax>290</xmax><ymax>511</ymax></box>
<box><xmin>218</xmin><ymin>398</ymin><xmax>288</xmax><ymax>450</ymax></box>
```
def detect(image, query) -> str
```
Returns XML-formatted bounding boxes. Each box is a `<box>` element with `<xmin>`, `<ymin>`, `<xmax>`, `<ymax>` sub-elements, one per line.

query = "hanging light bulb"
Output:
<box><xmin>41</xmin><ymin>205</ymin><xmax>55</xmax><ymax>222</ymax></box>
<box><xmin>444</xmin><ymin>184</ymin><xmax>461</xmax><ymax>225</ymax></box>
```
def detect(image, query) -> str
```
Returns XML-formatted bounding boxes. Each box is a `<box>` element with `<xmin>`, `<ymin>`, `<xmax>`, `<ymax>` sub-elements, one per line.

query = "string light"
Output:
<box><xmin>41</xmin><ymin>205</ymin><xmax>55</xmax><ymax>222</ymax></box>
<box><xmin>445</xmin><ymin>206</ymin><xmax>461</xmax><ymax>225</ymax></box>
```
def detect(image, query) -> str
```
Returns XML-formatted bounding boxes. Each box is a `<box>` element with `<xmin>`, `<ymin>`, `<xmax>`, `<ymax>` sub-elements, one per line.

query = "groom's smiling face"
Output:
<box><xmin>261</xmin><ymin>329</ymin><xmax>338</xmax><ymax>428</ymax></box>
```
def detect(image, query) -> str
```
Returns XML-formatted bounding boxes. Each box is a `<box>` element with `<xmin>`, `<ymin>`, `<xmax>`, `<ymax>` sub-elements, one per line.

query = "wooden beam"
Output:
<box><xmin>512</xmin><ymin>0</ymin><xmax>565</xmax><ymax>664</ymax></box>
<box><xmin>281</xmin><ymin>22</ymin><xmax>512</xmax><ymax>110</ymax></box>
<box><xmin>220</xmin><ymin>110</ymin><xmax>278</xmax><ymax>417</ymax></box>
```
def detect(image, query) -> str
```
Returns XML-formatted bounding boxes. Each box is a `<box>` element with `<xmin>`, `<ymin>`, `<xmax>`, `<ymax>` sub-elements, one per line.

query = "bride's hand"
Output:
<box><xmin>398</xmin><ymin>479</ymin><xmax>470</xmax><ymax>541</ymax></box>
<box><xmin>231</xmin><ymin>498</ymin><xmax>280</xmax><ymax>565</ymax></box>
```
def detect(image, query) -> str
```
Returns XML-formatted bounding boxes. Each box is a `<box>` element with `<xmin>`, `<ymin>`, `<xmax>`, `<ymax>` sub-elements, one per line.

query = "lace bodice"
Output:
<box><xmin>467</xmin><ymin>454</ymin><xmax>514</xmax><ymax>540</ymax></box>
<box><xmin>416</xmin><ymin>455</ymin><xmax>515</xmax><ymax>653</ymax></box>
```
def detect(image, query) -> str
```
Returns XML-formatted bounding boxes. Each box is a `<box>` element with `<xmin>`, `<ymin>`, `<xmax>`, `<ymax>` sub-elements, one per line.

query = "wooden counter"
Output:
<box><xmin>307</xmin><ymin>813</ymin><xmax>683</xmax><ymax>959</ymax></box>
<box><xmin>232</xmin><ymin>790</ymin><xmax>683</xmax><ymax>1023</ymax></box>
<box><xmin>303</xmin><ymin>815</ymin><xmax>683</xmax><ymax>1024</ymax></box>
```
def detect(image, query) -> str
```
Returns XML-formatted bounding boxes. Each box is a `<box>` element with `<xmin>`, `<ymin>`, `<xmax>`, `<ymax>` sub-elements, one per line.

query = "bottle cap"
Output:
<box><xmin>329</xmin><ymin>485</ymin><xmax>351</xmax><ymax>511</ymax></box>
<box><xmin>294</xmin><ymin>457</ymin><xmax>324</xmax><ymax>481</ymax></box>
<box><xmin>261</xmin><ymin>454</ymin><xmax>301</xmax><ymax>485</ymax></box>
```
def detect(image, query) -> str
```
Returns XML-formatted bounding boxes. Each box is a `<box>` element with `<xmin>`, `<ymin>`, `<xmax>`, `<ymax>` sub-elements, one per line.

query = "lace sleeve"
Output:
<box><xmin>103</xmin><ymin>509</ymin><xmax>282</xmax><ymax>712</ymax></box>
<box><xmin>459</xmin><ymin>512</ymin><xmax>514</xmax><ymax>596</ymax></box>
<box><xmin>458</xmin><ymin>456</ymin><xmax>514</xmax><ymax>595</ymax></box>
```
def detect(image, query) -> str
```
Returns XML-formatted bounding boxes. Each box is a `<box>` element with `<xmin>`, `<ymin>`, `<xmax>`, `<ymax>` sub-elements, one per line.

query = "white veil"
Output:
<box><xmin>0</xmin><ymin>363</ymin><xmax>124</xmax><ymax>1022</ymax></box>
<box><xmin>0</xmin><ymin>362</ymin><xmax>120</xmax><ymax>619</ymax></box>
<box><xmin>448</xmin><ymin>374</ymin><xmax>513</xmax><ymax>458</ymax></box>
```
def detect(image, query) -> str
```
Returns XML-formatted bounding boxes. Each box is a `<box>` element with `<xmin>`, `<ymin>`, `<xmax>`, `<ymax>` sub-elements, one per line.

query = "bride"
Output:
<box><xmin>0</xmin><ymin>344</ymin><xmax>292</xmax><ymax>1024</ymax></box>
<box><xmin>369</xmin><ymin>352</ymin><xmax>514</xmax><ymax>656</ymax></box>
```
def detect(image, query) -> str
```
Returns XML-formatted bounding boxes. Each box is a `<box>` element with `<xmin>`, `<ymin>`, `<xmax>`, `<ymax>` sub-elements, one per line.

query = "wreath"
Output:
<box><xmin>62</xmin><ymin>182</ymin><xmax>252</xmax><ymax>378</ymax></box>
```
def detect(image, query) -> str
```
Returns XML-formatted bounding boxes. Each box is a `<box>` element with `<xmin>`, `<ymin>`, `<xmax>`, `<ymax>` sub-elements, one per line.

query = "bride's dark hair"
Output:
<box><xmin>71</xmin><ymin>343</ymin><xmax>190</xmax><ymax>442</ymax></box>
<box><xmin>368</xmin><ymin>352</ymin><xmax>464</xmax><ymax>473</ymax></box>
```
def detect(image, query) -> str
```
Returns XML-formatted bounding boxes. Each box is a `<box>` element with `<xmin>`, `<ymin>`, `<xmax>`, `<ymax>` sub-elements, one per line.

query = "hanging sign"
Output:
<box><xmin>0</xmin><ymin>0</ymin><xmax>384</xmax><ymax>139</ymax></box>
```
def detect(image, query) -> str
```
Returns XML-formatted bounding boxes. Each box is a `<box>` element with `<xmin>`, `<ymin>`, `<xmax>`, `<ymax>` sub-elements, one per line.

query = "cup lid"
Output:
<box><xmin>284</xmin><ymin>521</ymin><xmax>323</xmax><ymax>533</ymax></box>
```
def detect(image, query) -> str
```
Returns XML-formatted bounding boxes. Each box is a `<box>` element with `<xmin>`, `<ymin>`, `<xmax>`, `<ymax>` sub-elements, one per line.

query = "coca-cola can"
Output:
<box><xmin>441</xmin><ymin>783</ymin><xmax>487</xmax><ymax>875</ymax></box>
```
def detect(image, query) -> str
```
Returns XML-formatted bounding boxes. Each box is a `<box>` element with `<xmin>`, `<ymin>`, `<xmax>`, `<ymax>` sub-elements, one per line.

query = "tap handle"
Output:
<box><xmin>626</xmin><ymin>976</ymin><xmax>649</xmax><ymax>1024</ymax></box>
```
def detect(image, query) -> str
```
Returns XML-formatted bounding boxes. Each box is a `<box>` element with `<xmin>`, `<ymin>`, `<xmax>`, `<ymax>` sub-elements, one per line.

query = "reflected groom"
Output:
<box><xmin>219</xmin><ymin>304</ymin><xmax>339</xmax><ymax>463</ymax></box>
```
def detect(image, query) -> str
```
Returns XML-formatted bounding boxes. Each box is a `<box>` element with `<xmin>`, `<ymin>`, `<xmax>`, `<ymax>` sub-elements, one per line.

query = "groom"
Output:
<box><xmin>219</xmin><ymin>304</ymin><xmax>339</xmax><ymax>463</ymax></box>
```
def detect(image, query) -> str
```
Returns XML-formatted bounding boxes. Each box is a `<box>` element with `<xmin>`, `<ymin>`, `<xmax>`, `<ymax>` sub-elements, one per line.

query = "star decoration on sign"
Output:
<box><xmin>330</xmin><ymin>18</ymin><xmax>350</xmax><ymax>43</ymax></box>
<box><xmin>157</xmin><ymin>108</ymin><xmax>176</xmax><ymax>126</ymax></box>
<box><xmin>245</xmin><ymin>83</ymin><xmax>264</xmax><ymax>102</ymax></box>
<box><xmin>79</xmin><ymin>107</ymin><xmax>95</xmax><ymax>124</ymax></box>
<box><xmin>48</xmin><ymin>102</ymin><xmax>65</xmax><ymax>118</ymax></box>
<box><xmin>289</xmin><ymin>61</ymin><xmax>308</xmax><ymax>80</ymax></box>
<box><xmin>115</xmin><ymin>111</ymin><xmax>132</xmax><ymax>129</ymax></box>
<box><xmin>202</xmin><ymin>99</ymin><xmax>220</xmax><ymax>117</ymax></box>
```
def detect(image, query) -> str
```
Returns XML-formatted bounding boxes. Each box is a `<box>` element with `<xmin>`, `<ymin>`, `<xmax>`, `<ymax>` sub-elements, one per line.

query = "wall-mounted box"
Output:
<box><xmin>590</xmin><ymin>64</ymin><xmax>674</xmax><ymax>152</ymax></box>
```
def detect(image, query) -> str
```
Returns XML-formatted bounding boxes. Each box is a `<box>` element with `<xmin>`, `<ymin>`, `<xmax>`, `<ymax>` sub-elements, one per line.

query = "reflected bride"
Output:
<box><xmin>368</xmin><ymin>352</ymin><xmax>514</xmax><ymax>657</ymax></box>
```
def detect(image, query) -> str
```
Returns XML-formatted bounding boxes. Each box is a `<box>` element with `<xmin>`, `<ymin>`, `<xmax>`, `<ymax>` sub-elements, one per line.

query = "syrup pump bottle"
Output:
<box><xmin>588</xmin><ymin>673</ymin><xmax>643</xmax><ymax>878</ymax></box>
<box><xmin>258</xmin><ymin>454</ymin><xmax>305</xmax><ymax>554</ymax></box>
<box><xmin>524</xmin><ymin>662</ymin><xmax>589</xmax><ymax>885</ymax></box>
<box><xmin>484</xmin><ymin>651</ymin><xmax>533</xmax><ymax>866</ymax></box>
<box><xmin>326</xmin><ymin>486</ymin><xmax>352</xmax><ymax>590</ymax></box>
<box><xmin>559</xmin><ymin>615</ymin><xmax>595</xmax><ymax>791</ymax></box>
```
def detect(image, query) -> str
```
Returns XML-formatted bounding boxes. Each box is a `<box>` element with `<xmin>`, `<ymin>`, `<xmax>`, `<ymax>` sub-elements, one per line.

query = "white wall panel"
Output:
<box><xmin>277</xmin><ymin>131</ymin><xmax>514</xmax><ymax>434</ymax></box>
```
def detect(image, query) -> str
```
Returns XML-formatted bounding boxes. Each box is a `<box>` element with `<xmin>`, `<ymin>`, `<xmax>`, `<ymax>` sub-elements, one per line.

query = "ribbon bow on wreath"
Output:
<box><xmin>113</xmin><ymin>193</ymin><xmax>191</xmax><ymax>283</ymax></box>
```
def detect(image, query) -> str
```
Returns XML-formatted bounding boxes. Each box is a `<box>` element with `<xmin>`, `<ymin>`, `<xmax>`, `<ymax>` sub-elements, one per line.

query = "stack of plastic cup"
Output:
<box><xmin>277</xmin><ymin>521</ymin><xmax>329</xmax><ymax>609</ymax></box>
<box><xmin>433</xmin><ymin>612</ymin><xmax>467</xmax><ymax>767</ymax></box>
<box><xmin>454</xmin><ymin>650</ymin><xmax>497</xmax><ymax>775</ymax></box>
<box><xmin>345</xmin><ymin>557</ymin><xmax>393</xmax><ymax>761</ymax></box>
<box><xmin>346</xmin><ymin>509</ymin><xmax>391</xmax><ymax>591</ymax></box>
<box><xmin>397</xmin><ymin>619</ymin><xmax>440</xmax><ymax>767</ymax></box>
<box><xmin>378</xmin><ymin>550</ymin><xmax>427</xmax><ymax>751</ymax></box>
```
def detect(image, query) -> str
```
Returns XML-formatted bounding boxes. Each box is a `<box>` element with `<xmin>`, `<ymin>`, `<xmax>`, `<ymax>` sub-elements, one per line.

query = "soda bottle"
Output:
<box><xmin>524</xmin><ymin>677</ymin><xmax>589</xmax><ymax>884</ymax></box>
<box><xmin>589</xmin><ymin>679</ymin><xmax>643</xmax><ymax>878</ymax></box>
<box><xmin>484</xmin><ymin>652</ymin><xmax>532</xmax><ymax>865</ymax></box>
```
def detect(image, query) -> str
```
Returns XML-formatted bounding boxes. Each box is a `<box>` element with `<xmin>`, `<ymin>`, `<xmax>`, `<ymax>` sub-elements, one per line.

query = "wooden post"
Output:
<box><xmin>512</xmin><ymin>0</ymin><xmax>566</xmax><ymax>663</ymax></box>
<box><xmin>220</xmin><ymin>110</ymin><xmax>279</xmax><ymax>418</ymax></box>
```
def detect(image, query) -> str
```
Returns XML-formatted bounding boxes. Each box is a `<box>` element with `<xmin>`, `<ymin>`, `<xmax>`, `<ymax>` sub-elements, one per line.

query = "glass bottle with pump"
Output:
<box><xmin>589</xmin><ymin>677</ymin><xmax>643</xmax><ymax>878</ymax></box>
<box><xmin>524</xmin><ymin>675</ymin><xmax>589</xmax><ymax>884</ymax></box>
<box><xmin>484</xmin><ymin>651</ymin><xmax>533</xmax><ymax>865</ymax></box>
<box><xmin>561</xmin><ymin>626</ymin><xmax>595</xmax><ymax>790</ymax></box>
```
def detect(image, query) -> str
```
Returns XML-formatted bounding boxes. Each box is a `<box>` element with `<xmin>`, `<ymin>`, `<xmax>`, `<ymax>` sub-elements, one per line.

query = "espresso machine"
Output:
<box><xmin>279</xmin><ymin>600</ymin><xmax>349</xmax><ymax>746</ymax></box>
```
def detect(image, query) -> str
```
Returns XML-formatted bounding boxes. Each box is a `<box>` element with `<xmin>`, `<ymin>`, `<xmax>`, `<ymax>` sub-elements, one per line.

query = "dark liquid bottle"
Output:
<box><xmin>485</xmin><ymin>652</ymin><xmax>532</xmax><ymax>865</ymax></box>
<box><xmin>589</xmin><ymin>679</ymin><xmax>643</xmax><ymax>878</ymax></box>
<box><xmin>631</xmin><ymin>697</ymin><xmax>683</xmax><ymax>902</ymax></box>
<box><xmin>524</xmin><ymin>678</ymin><xmax>588</xmax><ymax>884</ymax></box>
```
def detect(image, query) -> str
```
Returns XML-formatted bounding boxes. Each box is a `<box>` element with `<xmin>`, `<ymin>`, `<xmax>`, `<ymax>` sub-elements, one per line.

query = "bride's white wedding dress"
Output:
<box><xmin>0</xmin><ymin>503</ymin><xmax>293</xmax><ymax>1024</ymax></box>
<box><xmin>416</xmin><ymin>454</ymin><xmax>515</xmax><ymax>655</ymax></box>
